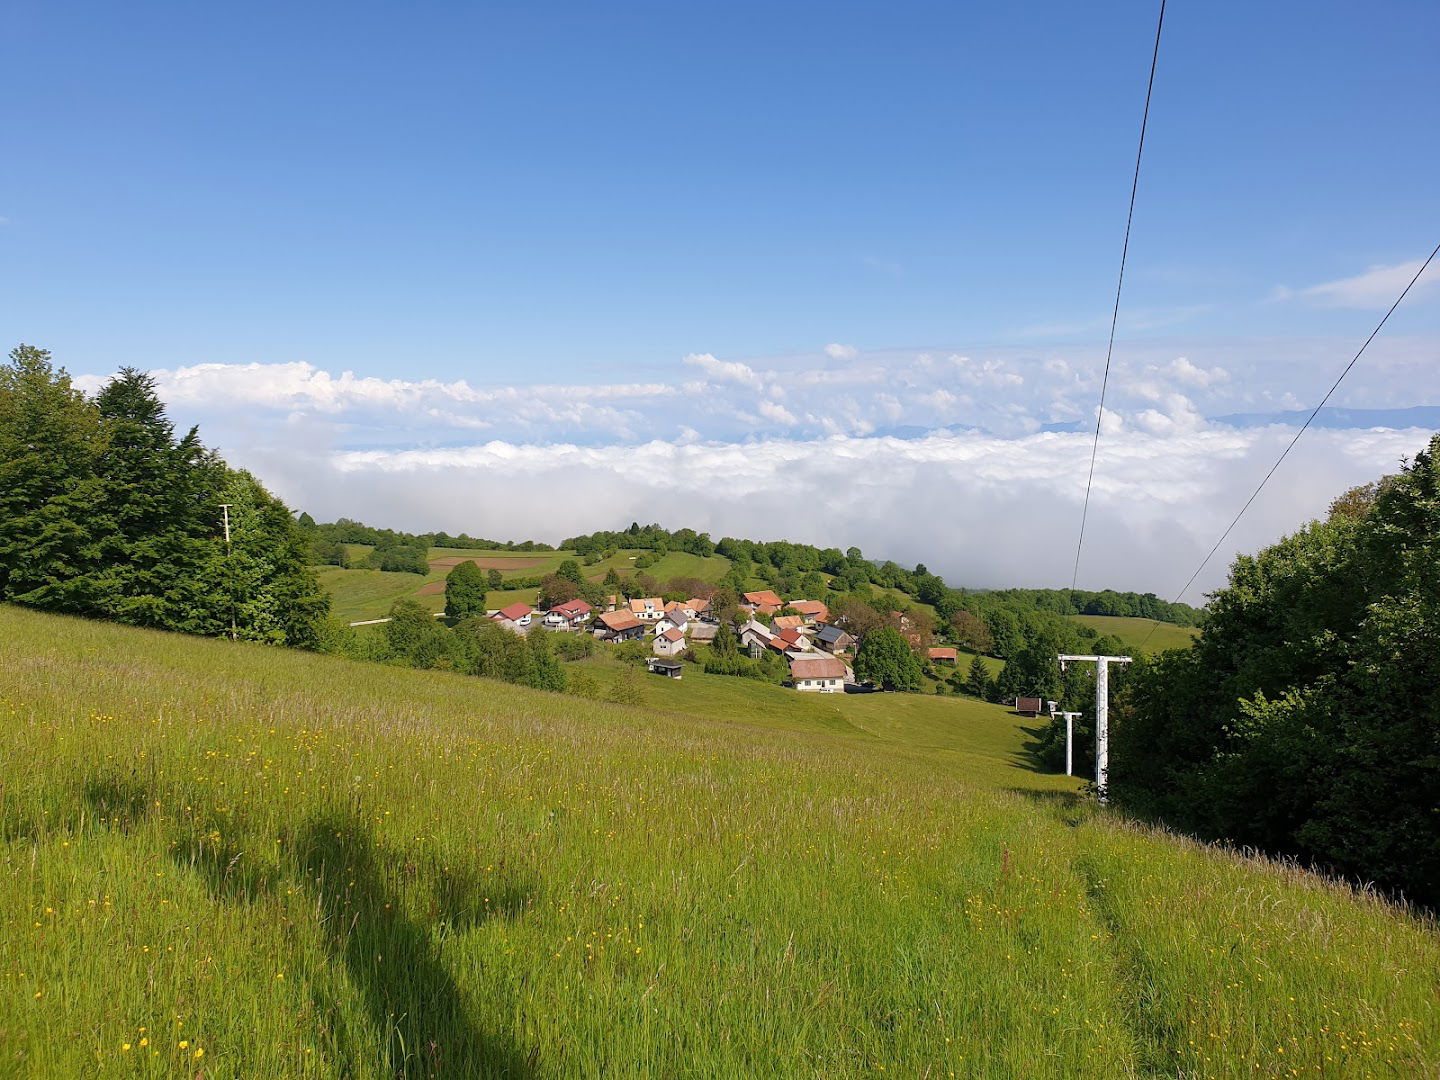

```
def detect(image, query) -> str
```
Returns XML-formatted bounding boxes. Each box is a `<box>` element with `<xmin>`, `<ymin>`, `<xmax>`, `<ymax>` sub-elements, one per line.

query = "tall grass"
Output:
<box><xmin>2</xmin><ymin>605</ymin><xmax>1436</xmax><ymax>1077</ymax></box>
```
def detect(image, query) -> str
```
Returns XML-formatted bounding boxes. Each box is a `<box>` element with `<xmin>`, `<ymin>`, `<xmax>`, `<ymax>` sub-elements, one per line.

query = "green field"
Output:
<box><xmin>5</xmin><ymin>603</ymin><xmax>1437</xmax><ymax>1077</ymax></box>
<box><xmin>320</xmin><ymin>547</ymin><xmax>737</xmax><ymax>624</ymax></box>
<box><xmin>1068</xmin><ymin>614</ymin><xmax>1201</xmax><ymax>653</ymax></box>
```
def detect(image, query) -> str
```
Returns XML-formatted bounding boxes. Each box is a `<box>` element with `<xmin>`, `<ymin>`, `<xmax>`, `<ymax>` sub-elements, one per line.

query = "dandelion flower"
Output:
<box><xmin>179</xmin><ymin>1040</ymin><xmax>189</xmax><ymax>1050</ymax></box>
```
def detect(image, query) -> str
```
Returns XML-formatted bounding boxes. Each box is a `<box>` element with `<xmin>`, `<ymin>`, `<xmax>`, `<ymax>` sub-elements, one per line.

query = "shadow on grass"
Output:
<box><xmin>1006</xmin><ymin>722</ymin><xmax>1060</xmax><ymax>773</ymax></box>
<box><xmin>297</xmin><ymin>813</ymin><xmax>535</xmax><ymax>1078</ymax></box>
<box><xmin>77</xmin><ymin>774</ymin><xmax>534</xmax><ymax>1077</ymax></box>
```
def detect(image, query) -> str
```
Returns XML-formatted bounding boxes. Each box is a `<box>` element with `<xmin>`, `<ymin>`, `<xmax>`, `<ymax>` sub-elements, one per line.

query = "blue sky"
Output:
<box><xmin>4</xmin><ymin>1</ymin><xmax>1438</xmax><ymax>595</ymax></box>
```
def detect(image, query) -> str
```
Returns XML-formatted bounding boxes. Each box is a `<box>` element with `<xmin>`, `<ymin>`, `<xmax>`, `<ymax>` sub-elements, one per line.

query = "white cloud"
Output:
<box><xmin>824</xmin><ymin>343</ymin><xmax>858</xmax><ymax>360</ymax></box>
<box><xmin>682</xmin><ymin>352</ymin><xmax>762</xmax><ymax>387</ymax></box>
<box><xmin>232</xmin><ymin>424</ymin><xmax>1431</xmax><ymax>602</ymax></box>
<box><xmin>1277</xmin><ymin>259</ymin><xmax>1436</xmax><ymax>309</ymax></box>
<box><xmin>1164</xmin><ymin>356</ymin><xmax>1228</xmax><ymax>388</ymax></box>
<box><xmin>757</xmin><ymin>399</ymin><xmax>799</xmax><ymax>425</ymax></box>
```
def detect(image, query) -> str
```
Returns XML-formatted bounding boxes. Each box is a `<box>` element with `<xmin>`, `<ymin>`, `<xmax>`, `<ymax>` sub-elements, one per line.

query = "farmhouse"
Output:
<box><xmin>493</xmin><ymin>602</ymin><xmax>534</xmax><ymax>628</ymax></box>
<box><xmin>774</xmin><ymin>627</ymin><xmax>810</xmax><ymax>654</ymax></box>
<box><xmin>688</xmin><ymin>623</ymin><xmax>718</xmax><ymax>645</ymax></box>
<box><xmin>653</xmin><ymin>626</ymin><xmax>687</xmax><ymax>657</ymax></box>
<box><xmin>789</xmin><ymin>656</ymin><xmax>847</xmax><ymax>693</ymax></box>
<box><xmin>595</xmin><ymin>610</ymin><xmax>645</xmax><ymax>642</ymax></box>
<box><xmin>814</xmin><ymin>624</ymin><xmax>855</xmax><ymax>654</ymax></box>
<box><xmin>544</xmin><ymin>599</ymin><xmax>592</xmax><ymax>631</ymax></box>
<box><xmin>661</xmin><ymin>609</ymin><xmax>688</xmax><ymax>633</ymax></box>
<box><xmin>927</xmin><ymin>647</ymin><xmax>957</xmax><ymax>664</ymax></box>
<box><xmin>789</xmin><ymin>600</ymin><xmax>829</xmax><ymax>624</ymax></box>
<box><xmin>629</xmin><ymin>597</ymin><xmax>665</xmax><ymax>621</ymax></box>
<box><xmin>772</xmin><ymin>614</ymin><xmax>806</xmax><ymax>632</ymax></box>
<box><xmin>646</xmin><ymin>657</ymin><xmax>683</xmax><ymax>679</ymax></box>
<box><xmin>742</xmin><ymin>590</ymin><xmax>784</xmax><ymax>615</ymax></box>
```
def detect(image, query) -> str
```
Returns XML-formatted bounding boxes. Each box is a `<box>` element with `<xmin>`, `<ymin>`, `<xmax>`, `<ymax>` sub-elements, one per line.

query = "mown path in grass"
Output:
<box><xmin>2</xmin><ymin>605</ymin><xmax>1436</xmax><ymax>1078</ymax></box>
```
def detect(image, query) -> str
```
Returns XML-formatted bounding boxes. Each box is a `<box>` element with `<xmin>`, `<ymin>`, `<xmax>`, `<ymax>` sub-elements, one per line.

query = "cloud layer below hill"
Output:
<box><xmin>70</xmin><ymin>338</ymin><xmax>1438</xmax><ymax>600</ymax></box>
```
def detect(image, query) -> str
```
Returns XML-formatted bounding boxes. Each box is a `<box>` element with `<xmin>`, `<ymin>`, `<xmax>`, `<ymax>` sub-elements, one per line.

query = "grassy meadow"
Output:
<box><xmin>1067</xmin><ymin>614</ymin><xmax>1201</xmax><ymax>654</ymax></box>
<box><xmin>5</xmin><ymin>604</ymin><xmax>1436</xmax><ymax>1078</ymax></box>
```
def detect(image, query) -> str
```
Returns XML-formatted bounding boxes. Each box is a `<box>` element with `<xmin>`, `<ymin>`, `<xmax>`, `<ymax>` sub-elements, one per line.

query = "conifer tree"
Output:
<box><xmin>0</xmin><ymin>345</ymin><xmax>103</xmax><ymax>611</ymax></box>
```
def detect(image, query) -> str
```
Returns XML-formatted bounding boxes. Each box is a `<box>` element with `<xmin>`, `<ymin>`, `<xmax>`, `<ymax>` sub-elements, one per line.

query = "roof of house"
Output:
<box><xmin>689</xmin><ymin>623</ymin><xmax>718</xmax><ymax>640</ymax></box>
<box><xmin>775</xmin><ymin>627</ymin><xmax>804</xmax><ymax>646</ymax></box>
<box><xmin>659</xmin><ymin>627</ymin><xmax>685</xmax><ymax>642</ymax></box>
<box><xmin>628</xmin><ymin>597</ymin><xmax>663</xmax><ymax>613</ymax></box>
<box><xmin>495</xmin><ymin>602</ymin><xmax>533</xmax><ymax>621</ymax></box>
<box><xmin>686</xmin><ymin>597</ymin><xmax>710</xmax><ymax>612</ymax></box>
<box><xmin>552</xmin><ymin>599</ymin><xmax>592</xmax><ymax>616</ymax></box>
<box><xmin>790</xmin><ymin>657</ymin><xmax>847</xmax><ymax>680</ymax></box>
<box><xmin>648</xmin><ymin>658</ymin><xmax>682</xmax><ymax>671</ymax></box>
<box><xmin>790</xmin><ymin>600</ymin><xmax>828</xmax><ymax>617</ymax></box>
<box><xmin>927</xmin><ymin>647</ymin><xmax>958</xmax><ymax>660</ymax></box>
<box><xmin>816</xmin><ymin>624</ymin><xmax>851</xmax><ymax>644</ymax></box>
<box><xmin>743</xmin><ymin>590</ymin><xmax>784</xmax><ymax>607</ymax></box>
<box><xmin>772</xmin><ymin>615</ymin><xmax>806</xmax><ymax>631</ymax></box>
<box><xmin>599</xmin><ymin>610</ymin><xmax>643</xmax><ymax>631</ymax></box>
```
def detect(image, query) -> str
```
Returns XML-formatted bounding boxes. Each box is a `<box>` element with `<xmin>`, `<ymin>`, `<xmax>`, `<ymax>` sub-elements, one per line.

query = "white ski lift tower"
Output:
<box><xmin>1057</xmin><ymin>654</ymin><xmax>1132</xmax><ymax>801</ymax></box>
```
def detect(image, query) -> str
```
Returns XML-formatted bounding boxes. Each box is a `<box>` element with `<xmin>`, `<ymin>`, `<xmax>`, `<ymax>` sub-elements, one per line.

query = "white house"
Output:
<box><xmin>544</xmin><ymin>598</ymin><xmax>593</xmax><ymax>631</ymax></box>
<box><xmin>789</xmin><ymin>656</ymin><xmax>847</xmax><ymax>693</ymax></box>
<box><xmin>629</xmin><ymin>597</ymin><xmax>665</xmax><ymax>621</ymax></box>
<box><xmin>652</xmin><ymin>626</ymin><xmax>688</xmax><ymax>657</ymax></box>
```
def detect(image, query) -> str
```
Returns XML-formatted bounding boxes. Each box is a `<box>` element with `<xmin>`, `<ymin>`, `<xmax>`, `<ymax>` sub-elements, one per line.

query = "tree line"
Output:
<box><xmin>0</xmin><ymin>346</ymin><xmax>327</xmax><ymax>646</ymax></box>
<box><xmin>1110</xmin><ymin>434</ymin><xmax>1440</xmax><ymax>909</ymax></box>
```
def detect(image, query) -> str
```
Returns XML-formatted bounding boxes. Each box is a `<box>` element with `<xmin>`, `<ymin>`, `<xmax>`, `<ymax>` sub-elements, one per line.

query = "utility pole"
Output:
<box><xmin>219</xmin><ymin>504</ymin><xmax>237</xmax><ymax>641</ymax></box>
<box><xmin>1057</xmin><ymin>654</ymin><xmax>1132</xmax><ymax>800</ymax></box>
<box><xmin>1057</xmin><ymin>711</ymin><xmax>1082</xmax><ymax>776</ymax></box>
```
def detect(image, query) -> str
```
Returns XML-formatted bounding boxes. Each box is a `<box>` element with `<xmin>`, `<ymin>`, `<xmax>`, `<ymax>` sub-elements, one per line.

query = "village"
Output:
<box><xmin>482</xmin><ymin>588</ymin><xmax>959</xmax><ymax>692</ymax></box>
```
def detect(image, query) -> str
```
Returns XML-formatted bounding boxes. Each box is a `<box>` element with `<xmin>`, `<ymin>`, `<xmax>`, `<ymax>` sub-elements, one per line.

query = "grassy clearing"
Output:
<box><xmin>1068</xmin><ymin>615</ymin><xmax>1200</xmax><ymax>653</ymax></box>
<box><xmin>3</xmin><ymin>605</ymin><xmax>1437</xmax><ymax>1078</ymax></box>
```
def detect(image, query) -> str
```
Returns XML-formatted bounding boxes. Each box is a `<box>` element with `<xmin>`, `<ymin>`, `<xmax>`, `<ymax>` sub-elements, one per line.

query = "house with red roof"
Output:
<box><xmin>927</xmin><ymin>647</ymin><xmax>958</xmax><ymax>664</ymax></box>
<box><xmin>492</xmin><ymin>602</ymin><xmax>534</xmax><ymax>628</ymax></box>
<box><xmin>789</xmin><ymin>600</ymin><xmax>829</xmax><ymax>624</ymax></box>
<box><xmin>544</xmin><ymin>598</ymin><xmax>593</xmax><ymax>631</ymax></box>
<box><xmin>742</xmin><ymin>590</ymin><xmax>784</xmax><ymax>615</ymax></box>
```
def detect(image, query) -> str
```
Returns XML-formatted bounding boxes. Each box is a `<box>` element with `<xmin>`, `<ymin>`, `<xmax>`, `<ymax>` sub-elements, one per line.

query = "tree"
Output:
<box><xmin>0</xmin><ymin>345</ymin><xmax>104</xmax><ymax>612</ymax></box>
<box><xmin>853</xmin><ymin>627</ymin><xmax>922</xmax><ymax>692</ymax></box>
<box><xmin>384</xmin><ymin>599</ymin><xmax>449</xmax><ymax>668</ymax></box>
<box><xmin>966</xmin><ymin>655</ymin><xmax>992</xmax><ymax>699</ymax></box>
<box><xmin>995</xmin><ymin>628</ymin><xmax>1063</xmax><ymax>703</ymax></box>
<box><xmin>556</xmin><ymin>559</ymin><xmax>584</xmax><ymax>585</ymax></box>
<box><xmin>713</xmin><ymin>621</ymin><xmax>738</xmax><ymax>657</ymax></box>
<box><xmin>444</xmin><ymin>561</ymin><xmax>488</xmax><ymax>620</ymax></box>
<box><xmin>950</xmin><ymin>610</ymin><xmax>995</xmax><ymax>655</ymax></box>
<box><xmin>1111</xmin><ymin>435</ymin><xmax>1440</xmax><ymax>908</ymax></box>
<box><xmin>487</xmin><ymin>568</ymin><xmax>504</xmax><ymax>590</ymax></box>
<box><xmin>525</xmin><ymin>629</ymin><xmax>566</xmax><ymax>692</ymax></box>
<box><xmin>537</xmin><ymin>572</ymin><xmax>583</xmax><ymax>609</ymax></box>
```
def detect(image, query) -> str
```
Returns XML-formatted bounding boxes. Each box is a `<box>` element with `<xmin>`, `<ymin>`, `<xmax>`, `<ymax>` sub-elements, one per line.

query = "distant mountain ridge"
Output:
<box><xmin>1208</xmin><ymin>405</ymin><xmax>1440</xmax><ymax>430</ymax></box>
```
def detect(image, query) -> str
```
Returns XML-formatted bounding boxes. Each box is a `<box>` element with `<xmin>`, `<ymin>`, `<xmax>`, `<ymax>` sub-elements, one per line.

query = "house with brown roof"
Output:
<box><xmin>742</xmin><ymin>590</ymin><xmax>784</xmax><ymax>615</ymax></box>
<box><xmin>772</xmin><ymin>615</ymin><xmax>807</xmax><ymax>632</ymax></box>
<box><xmin>774</xmin><ymin>627</ymin><xmax>810</xmax><ymax>654</ymax></box>
<box><xmin>789</xmin><ymin>600</ymin><xmax>829</xmax><ymax>624</ymax></box>
<box><xmin>629</xmin><ymin>597</ymin><xmax>665</xmax><ymax>621</ymax></box>
<box><xmin>789</xmin><ymin>655</ymin><xmax>847</xmax><ymax>693</ymax></box>
<box><xmin>595</xmin><ymin>610</ymin><xmax>646</xmax><ymax>642</ymax></box>
<box><xmin>927</xmin><ymin>647</ymin><xmax>958</xmax><ymax>664</ymax></box>
<box><xmin>652</xmin><ymin>626</ymin><xmax>688</xmax><ymax>657</ymax></box>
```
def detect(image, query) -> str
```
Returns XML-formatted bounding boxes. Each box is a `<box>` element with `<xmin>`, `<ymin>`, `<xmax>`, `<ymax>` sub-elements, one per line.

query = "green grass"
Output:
<box><xmin>4</xmin><ymin>604</ymin><xmax>1437</xmax><ymax>1077</ymax></box>
<box><xmin>1068</xmin><ymin>614</ymin><xmax>1201</xmax><ymax>654</ymax></box>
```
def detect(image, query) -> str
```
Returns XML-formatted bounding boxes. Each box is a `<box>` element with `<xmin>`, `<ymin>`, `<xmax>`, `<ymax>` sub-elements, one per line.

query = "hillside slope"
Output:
<box><xmin>3</xmin><ymin>605</ymin><xmax>1436</xmax><ymax>1077</ymax></box>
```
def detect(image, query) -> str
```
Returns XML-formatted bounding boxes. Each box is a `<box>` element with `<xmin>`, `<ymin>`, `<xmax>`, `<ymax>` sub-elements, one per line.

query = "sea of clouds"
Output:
<box><xmin>72</xmin><ymin>336</ymin><xmax>1439</xmax><ymax>602</ymax></box>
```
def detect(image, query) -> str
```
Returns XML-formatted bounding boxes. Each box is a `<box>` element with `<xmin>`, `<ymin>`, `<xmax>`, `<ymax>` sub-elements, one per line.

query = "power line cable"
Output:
<box><xmin>1071</xmin><ymin>0</ymin><xmax>1168</xmax><ymax>595</ymax></box>
<box><xmin>1136</xmin><ymin>239</ymin><xmax>1440</xmax><ymax>650</ymax></box>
